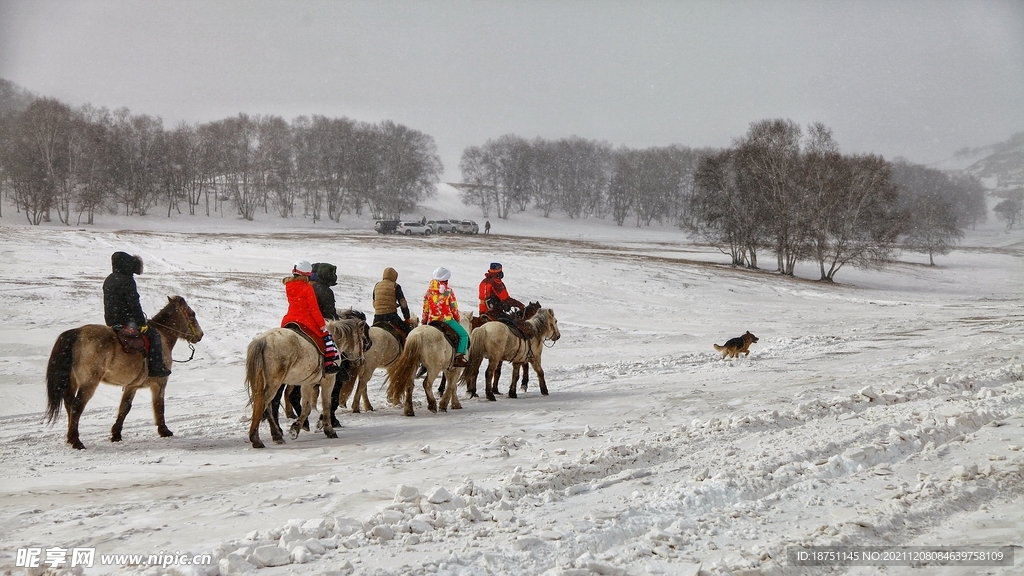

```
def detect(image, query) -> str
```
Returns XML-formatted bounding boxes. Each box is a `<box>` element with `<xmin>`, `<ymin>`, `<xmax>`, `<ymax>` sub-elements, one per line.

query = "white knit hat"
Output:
<box><xmin>432</xmin><ymin>266</ymin><xmax>451</xmax><ymax>281</ymax></box>
<box><xmin>292</xmin><ymin>260</ymin><xmax>313</xmax><ymax>276</ymax></box>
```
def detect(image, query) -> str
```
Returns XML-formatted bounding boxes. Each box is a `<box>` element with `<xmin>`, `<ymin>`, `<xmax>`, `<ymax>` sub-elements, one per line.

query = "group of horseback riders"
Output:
<box><xmin>102</xmin><ymin>251</ymin><xmax>529</xmax><ymax>377</ymax></box>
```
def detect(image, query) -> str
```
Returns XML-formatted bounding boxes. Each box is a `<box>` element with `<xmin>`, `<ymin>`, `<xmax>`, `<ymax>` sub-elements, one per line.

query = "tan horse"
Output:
<box><xmin>385</xmin><ymin>314</ymin><xmax>473</xmax><ymax>417</ymax></box>
<box><xmin>461</xmin><ymin>308</ymin><xmax>561</xmax><ymax>401</ymax></box>
<box><xmin>245</xmin><ymin>318</ymin><xmax>365</xmax><ymax>449</ymax></box>
<box><xmin>337</xmin><ymin>319</ymin><xmax>419</xmax><ymax>413</ymax></box>
<box><xmin>44</xmin><ymin>296</ymin><xmax>204</xmax><ymax>450</ymax></box>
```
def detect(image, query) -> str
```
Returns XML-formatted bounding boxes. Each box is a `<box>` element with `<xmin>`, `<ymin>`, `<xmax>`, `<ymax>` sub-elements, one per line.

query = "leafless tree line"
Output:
<box><xmin>685</xmin><ymin>119</ymin><xmax>987</xmax><ymax>279</ymax></box>
<box><xmin>458</xmin><ymin>133</ymin><xmax>706</xmax><ymax>226</ymax></box>
<box><xmin>0</xmin><ymin>93</ymin><xmax>442</xmax><ymax>225</ymax></box>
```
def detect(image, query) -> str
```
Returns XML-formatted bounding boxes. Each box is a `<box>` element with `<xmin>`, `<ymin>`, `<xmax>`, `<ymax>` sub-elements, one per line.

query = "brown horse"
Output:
<box><xmin>461</xmin><ymin>307</ymin><xmax>561</xmax><ymax>401</ymax></box>
<box><xmin>245</xmin><ymin>317</ymin><xmax>365</xmax><ymax>449</ymax></box>
<box><xmin>44</xmin><ymin>296</ymin><xmax>204</xmax><ymax>450</ymax></box>
<box><xmin>385</xmin><ymin>314</ymin><xmax>473</xmax><ymax>416</ymax></box>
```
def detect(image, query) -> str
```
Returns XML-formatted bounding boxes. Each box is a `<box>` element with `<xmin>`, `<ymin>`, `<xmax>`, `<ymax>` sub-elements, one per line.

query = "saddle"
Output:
<box><xmin>373</xmin><ymin>320</ymin><xmax>409</xmax><ymax>348</ymax></box>
<box><xmin>427</xmin><ymin>321</ymin><xmax>461</xmax><ymax>349</ymax></box>
<box><xmin>113</xmin><ymin>325</ymin><xmax>149</xmax><ymax>355</ymax></box>
<box><xmin>284</xmin><ymin>322</ymin><xmax>327</xmax><ymax>359</ymax></box>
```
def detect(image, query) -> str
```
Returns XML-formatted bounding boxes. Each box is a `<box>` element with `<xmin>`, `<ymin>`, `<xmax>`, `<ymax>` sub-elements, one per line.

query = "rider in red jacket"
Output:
<box><xmin>478</xmin><ymin>262</ymin><xmax>524</xmax><ymax>317</ymax></box>
<box><xmin>282</xmin><ymin>260</ymin><xmax>341</xmax><ymax>373</ymax></box>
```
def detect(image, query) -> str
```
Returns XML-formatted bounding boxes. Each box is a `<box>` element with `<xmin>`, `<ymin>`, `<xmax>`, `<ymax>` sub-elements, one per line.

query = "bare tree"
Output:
<box><xmin>735</xmin><ymin>119</ymin><xmax>805</xmax><ymax>275</ymax></box>
<box><xmin>994</xmin><ymin>191</ymin><xmax>1023</xmax><ymax>229</ymax></box>
<box><xmin>687</xmin><ymin>149</ymin><xmax>764</xmax><ymax>267</ymax></box>
<box><xmin>802</xmin><ymin>149</ymin><xmax>902</xmax><ymax>281</ymax></box>
<box><xmin>892</xmin><ymin>160</ymin><xmax>965</xmax><ymax>266</ymax></box>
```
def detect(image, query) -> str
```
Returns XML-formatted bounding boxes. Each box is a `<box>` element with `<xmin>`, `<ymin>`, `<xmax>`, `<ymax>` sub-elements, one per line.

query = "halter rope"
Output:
<box><xmin>148</xmin><ymin>301</ymin><xmax>199</xmax><ymax>363</ymax></box>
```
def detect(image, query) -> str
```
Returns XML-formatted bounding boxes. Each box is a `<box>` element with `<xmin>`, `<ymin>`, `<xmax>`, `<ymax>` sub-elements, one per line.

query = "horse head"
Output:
<box><xmin>543</xmin><ymin>308</ymin><xmax>560</xmax><ymax>342</ymax></box>
<box><xmin>328</xmin><ymin>317</ymin><xmax>367</xmax><ymax>366</ymax></box>
<box><xmin>338</xmin><ymin>309</ymin><xmax>372</xmax><ymax>352</ymax></box>
<box><xmin>153</xmin><ymin>296</ymin><xmax>204</xmax><ymax>343</ymax></box>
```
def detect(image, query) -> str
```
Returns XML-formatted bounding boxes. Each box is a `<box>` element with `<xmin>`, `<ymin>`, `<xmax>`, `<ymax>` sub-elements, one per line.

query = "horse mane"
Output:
<box><xmin>527</xmin><ymin>307</ymin><xmax>551</xmax><ymax>335</ymax></box>
<box><xmin>149</xmin><ymin>295</ymin><xmax>186</xmax><ymax>325</ymax></box>
<box><xmin>327</xmin><ymin>316</ymin><xmax>364</xmax><ymax>339</ymax></box>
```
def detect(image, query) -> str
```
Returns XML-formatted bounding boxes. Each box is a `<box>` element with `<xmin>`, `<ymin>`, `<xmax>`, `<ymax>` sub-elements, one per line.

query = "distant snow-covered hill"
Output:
<box><xmin>932</xmin><ymin>131</ymin><xmax>1024</xmax><ymax>192</ymax></box>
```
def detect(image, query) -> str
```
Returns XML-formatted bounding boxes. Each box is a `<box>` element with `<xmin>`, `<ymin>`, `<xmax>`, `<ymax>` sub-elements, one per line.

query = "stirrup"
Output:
<box><xmin>324</xmin><ymin>363</ymin><xmax>341</xmax><ymax>374</ymax></box>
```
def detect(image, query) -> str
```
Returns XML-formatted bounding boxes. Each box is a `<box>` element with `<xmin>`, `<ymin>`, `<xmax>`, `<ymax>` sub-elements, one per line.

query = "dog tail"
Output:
<box><xmin>713</xmin><ymin>343</ymin><xmax>724</xmax><ymax>351</ymax></box>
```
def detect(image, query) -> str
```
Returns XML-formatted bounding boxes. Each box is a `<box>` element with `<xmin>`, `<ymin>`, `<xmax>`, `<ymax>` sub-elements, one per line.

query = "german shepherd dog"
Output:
<box><xmin>714</xmin><ymin>331</ymin><xmax>758</xmax><ymax>359</ymax></box>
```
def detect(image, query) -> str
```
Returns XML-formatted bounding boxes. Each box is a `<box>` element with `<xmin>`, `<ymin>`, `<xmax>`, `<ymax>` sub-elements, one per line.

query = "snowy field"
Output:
<box><xmin>1</xmin><ymin>187</ymin><xmax>1022</xmax><ymax>576</ymax></box>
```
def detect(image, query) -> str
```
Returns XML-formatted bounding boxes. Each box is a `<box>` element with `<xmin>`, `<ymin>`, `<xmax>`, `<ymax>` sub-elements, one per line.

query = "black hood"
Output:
<box><xmin>111</xmin><ymin>252</ymin><xmax>143</xmax><ymax>275</ymax></box>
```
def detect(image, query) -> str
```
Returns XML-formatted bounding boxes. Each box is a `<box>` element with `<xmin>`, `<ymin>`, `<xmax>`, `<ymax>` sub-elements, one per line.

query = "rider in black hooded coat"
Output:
<box><xmin>102</xmin><ymin>251</ymin><xmax>171</xmax><ymax>378</ymax></box>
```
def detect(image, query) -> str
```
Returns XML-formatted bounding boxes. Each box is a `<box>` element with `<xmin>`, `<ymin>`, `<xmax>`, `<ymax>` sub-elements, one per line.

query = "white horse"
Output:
<box><xmin>385</xmin><ymin>314</ymin><xmax>473</xmax><ymax>417</ymax></box>
<box><xmin>337</xmin><ymin>319</ymin><xmax>419</xmax><ymax>413</ymax></box>
<box><xmin>461</xmin><ymin>308</ymin><xmax>561</xmax><ymax>401</ymax></box>
<box><xmin>245</xmin><ymin>318</ymin><xmax>365</xmax><ymax>449</ymax></box>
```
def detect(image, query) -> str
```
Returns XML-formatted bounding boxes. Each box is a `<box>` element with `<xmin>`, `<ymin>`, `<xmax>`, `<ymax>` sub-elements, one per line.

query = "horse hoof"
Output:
<box><xmin>158</xmin><ymin>426</ymin><xmax>173</xmax><ymax>438</ymax></box>
<box><xmin>71</xmin><ymin>441</ymin><xmax>86</xmax><ymax>450</ymax></box>
<box><xmin>508</xmin><ymin>392</ymin><xmax>517</xmax><ymax>399</ymax></box>
<box><xmin>486</xmin><ymin>394</ymin><xmax>497</xmax><ymax>402</ymax></box>
<box><xmin>110</xmin><ymin>434</ymin><xmax>122</xmax><ymax>442</ymax></box>
<box><xmin>273</xmin><ymin>437</ymin><xmax>286</xmax><ymax>445</ymax></box>
<box><xmin>325</xmin><ymin>429</ymin><xmax>338</xmax><ymax>439</ymax></box>
<box><xmin>252</xmin><ymin>441</ymin><xmax>266</xmax><ymax>449</ymax></box>
<box><xmin>289</xmin><ymin>426</ymin><xmax>300</xmax><ymax>440</ymax></box>
<box><xmin>520</xmin><ymin>385</ymin><xmax>527</xmax><ymax>392</ymax></box>
<box><xmin>330</xmin><ymin>418</ymin><xmax>341</xmax><ymax>428</ymax></box>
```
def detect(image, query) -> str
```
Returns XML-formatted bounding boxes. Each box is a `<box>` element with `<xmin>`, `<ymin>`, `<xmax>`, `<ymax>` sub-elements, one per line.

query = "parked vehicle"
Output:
<box><xmin>456</xmin><ymin>220</ymin><xmax>479</xmax><ymax>234</ymax></box>
<box><xmin>374</xmin><ymin>220</ymin><xmax>400</xmax><ymax>234</ymax></box>
<box><xmin>396</xmin><ymin>221</ymin><xmax>432</xmax><ymax>236</ymax></box>
<box><xmin>427</xmin><ymin>219</ymin><xmax>458</xmax><ymax>234</ymax></box>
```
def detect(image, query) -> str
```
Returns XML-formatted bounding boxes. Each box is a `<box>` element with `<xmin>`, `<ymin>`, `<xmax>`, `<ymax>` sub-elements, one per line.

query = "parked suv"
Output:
<box><xmin>427</xmin><ymin>219</ymin><xmax>458</xmax><ymax>234</ymax></box>
<box><xmin>396</xmin><ymin>221</ymin><xmax>432</xmax><ymax>236</ymax></box>
<box><xmin>456</xmin><ymin>220</ymin><xmax>479</xmax><ymax>234</ymax></box>
<box><xmin>374</xmin><ymin>220</ymin><xmax>400</xmax><ymax>234</ymax></box>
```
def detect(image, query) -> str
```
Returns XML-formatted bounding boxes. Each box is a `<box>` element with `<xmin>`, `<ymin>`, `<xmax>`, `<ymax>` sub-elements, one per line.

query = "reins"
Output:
<box><xmin>148</xmin><ymin>302</ymin><xmax>200</xmax><ymax>363</ymax></box>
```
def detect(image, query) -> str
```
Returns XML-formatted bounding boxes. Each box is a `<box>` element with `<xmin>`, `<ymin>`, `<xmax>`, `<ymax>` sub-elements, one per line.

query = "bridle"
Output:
<box><xmin>148</xmin><ymin>301</ymin><xmax>201</xmax><ymax>363</ymax></box>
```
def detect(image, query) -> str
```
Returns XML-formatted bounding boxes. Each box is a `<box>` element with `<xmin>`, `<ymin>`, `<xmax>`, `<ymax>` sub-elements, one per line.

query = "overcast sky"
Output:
<box><xmin>1</xmin><ymin>0</ymin><xmax>1022</xmax><ymax>180</ymax></box>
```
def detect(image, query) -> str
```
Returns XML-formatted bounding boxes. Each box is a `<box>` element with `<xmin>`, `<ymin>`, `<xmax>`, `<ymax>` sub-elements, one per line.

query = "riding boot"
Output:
<box><xmin>453</xmin><ymin>354</ymin><xmax>468</xmax><ymax>368</ymax></box>
<box><xmin>146</xmin><ymin>330</ymin><xmax>171</xmax><ymax>377</ymax></box>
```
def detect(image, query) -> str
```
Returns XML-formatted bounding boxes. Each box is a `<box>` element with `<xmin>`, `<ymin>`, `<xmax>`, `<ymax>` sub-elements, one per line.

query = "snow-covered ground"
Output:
<box><xmin>1</xmin><ymin>186</ymin><xmax>1022</xmax><ymax>576</ymax></box>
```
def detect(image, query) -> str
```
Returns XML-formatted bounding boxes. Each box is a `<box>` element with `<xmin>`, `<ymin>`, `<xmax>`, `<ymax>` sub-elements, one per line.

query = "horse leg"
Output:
<box><xmin>521</xmin><ymin>363</ymin><xmax>530</xmax><ymax>392</ymax></box>
<box><xmin>439</xmin><ymin>369</ymin><xmax>462</xmax><ymax>412</ymax></box>
<box><xmin>291</xmin><ymin>385</ymin><xmax>314</xmax><ymax>439</ymax></box>
<box><xmin>508</xmin><ymin>363</ymin><xmax>519</xmax><ymax>399</ymax></box>
<box><xmin>150</xmin><ymin>380</ymin><xmax>174</xmax><ymax>438</ymax></box>
<box><xmin>264</xmin><ymin>403</ymin><xmax>286</xmax><ymax>444</ymax></box>
<box><xmin>403</xmin><ymin>371</ymin><xmax>418</xmax><ymax>417</ymax></box>
<box><xmin>328</xmin><ymin>375</ymin><xmax>346</xmax><ymax>427</ymax></box>
<box><xmin>322</xmin><ymin>379</ymin><xmax>338</xmax><ymax>438</ymax></box>
<box><xmin>285</xmin><ymin>384</ymin><xmax>301</xmax><ymax>419</ymax></box>
<box><xmin>358</xmin><ymin>374</ymin><xmax>374</xmax><ymax>412</ymax></box>
<box><xmin>66</xmin><ymin>383</ymin><xmax>99</xmax><ymax>450</ymax></box>
<box><xmin>532</xmin><ymin>358</ymin><xmax>549</xmax><ymax>396</ymax></box>
<box><xmin>111</xmin><ymin>385</ymin><xmax>139</xmax><ymax>442</ymax></box>
<box><xmin>423</xmin><ymin>371</ymin><xmax>438</xmax><ymax>414</ymax></box>
<box><xmin>437</xmin><ymin>374</ymin><xmax>446</xmax><ymax>395</ymax></box>
<box><xmin>269</xmin><ymin>385</ymin><xmax>285</xmax><ymax>424</ymax></box>
<box><xmin>484</xmin><ymin>359</ymin><xmax>498</xmax><ymax>402</ymax></box>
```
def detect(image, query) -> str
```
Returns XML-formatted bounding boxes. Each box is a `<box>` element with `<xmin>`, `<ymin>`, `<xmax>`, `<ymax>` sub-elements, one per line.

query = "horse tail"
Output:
<box><xmin>245</xmin><ymin>336</ymin><xmax>269</xmax><ymax>419</ymax></box>
<box><xmin>459</xmin><ymin>328</ymin><xmax>487</xmax><ymax>389</ymax></box>
<box><xmin>45</xmin><ymin>329</ymin><xmax>79</xmax><ymax>425</ymax></box>
<box><xmin>386</xmin><ymin>334</ymin><xmax>421</xmax><ymax>405</ymax></box>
